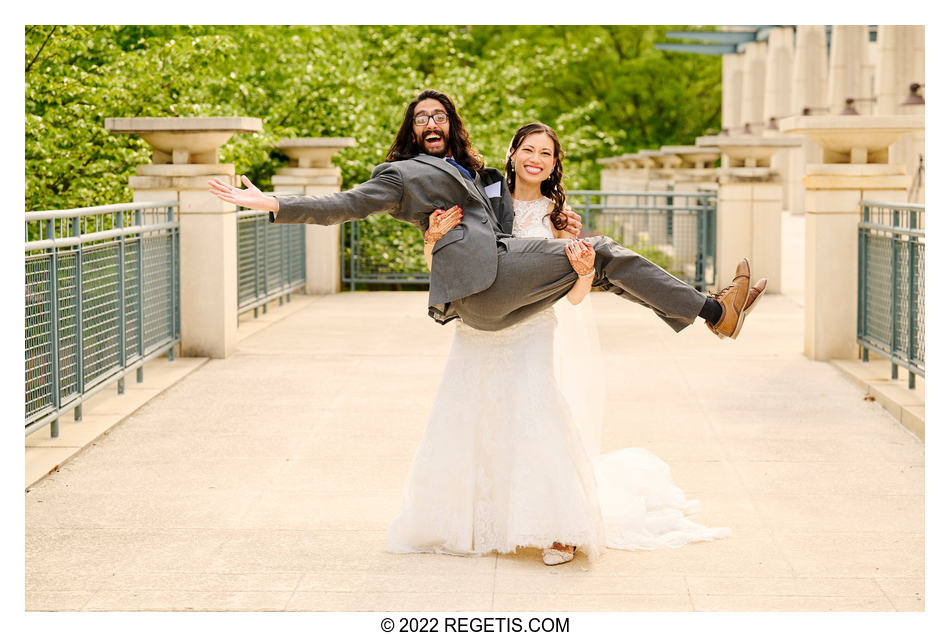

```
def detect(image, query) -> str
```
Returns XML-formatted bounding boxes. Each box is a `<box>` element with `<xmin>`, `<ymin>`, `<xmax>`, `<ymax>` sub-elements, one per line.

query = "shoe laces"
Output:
<box><xmin>711</xmin><ymin>284</ymin><xmax>734</xmax><ymax>301</ymax></box>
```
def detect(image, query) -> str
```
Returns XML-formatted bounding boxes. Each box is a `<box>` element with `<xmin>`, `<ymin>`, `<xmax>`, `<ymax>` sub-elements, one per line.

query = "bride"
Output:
<box><xmin>386</xmin><ymin>123</ymin><xmax>732</xmax><ymax>565</ymax></box>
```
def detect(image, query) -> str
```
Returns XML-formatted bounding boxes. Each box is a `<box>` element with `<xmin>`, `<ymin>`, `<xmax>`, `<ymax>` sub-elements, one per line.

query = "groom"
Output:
<box><xmin>209</xmin><ymin>89</ymin><xmax>765</xmax><ymax>337</ymax></box>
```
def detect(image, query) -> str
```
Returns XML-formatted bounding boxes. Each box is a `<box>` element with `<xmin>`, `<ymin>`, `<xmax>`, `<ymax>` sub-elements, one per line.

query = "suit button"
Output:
<box><xmin>481</xmin><ymin>217</ymin><xmax>488</xmax><ymax>223</ymax></box>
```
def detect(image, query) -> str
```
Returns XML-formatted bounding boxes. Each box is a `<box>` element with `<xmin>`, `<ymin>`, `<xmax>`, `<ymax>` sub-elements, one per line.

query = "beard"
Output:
<box><xmin>415</xmin><ymin>130</ymin><xmax>449</xmax><ymax>158</ymax></box>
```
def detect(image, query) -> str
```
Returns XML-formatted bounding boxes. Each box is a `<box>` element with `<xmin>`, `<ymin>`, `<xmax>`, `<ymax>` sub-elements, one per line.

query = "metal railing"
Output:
<box><xmin>25</xmin><ymin>201</ymin><xmax>180</xmax><ymax>436</ymax></box>
<box><xmin>858</xmin><ymin>200</ymin><xmax>925</xmax><ymax>389</ymax></box>
<box><xmin>339</xmin><ymin>190</ymin><xmax>717</xmax><ymax>291</ymax></box>
<box><xmin>568</xmin><ymin>190</ymin><xmax>717</xmax><ymax>290</ymax></box>
<box><xmin>237</xmin><ymin>202</ymin><xmax>306</xmax><ymax>317</ymax></box>
<box><xmin>341</xmin><ymin>216</ymin><xmax>430</xmax><ymax>291</ymax></box>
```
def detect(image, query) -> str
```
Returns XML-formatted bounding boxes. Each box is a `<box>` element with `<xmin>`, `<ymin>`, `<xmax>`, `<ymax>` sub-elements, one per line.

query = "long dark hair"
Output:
<box><xmin>505</xmin><ymin>122</ymin><xmax>568</xmax><ymax>231</ymax></box>
<box><xmin>385</xmin><ymin>89</ymin><xmax>485</xmax><ymax>172</ymax></box>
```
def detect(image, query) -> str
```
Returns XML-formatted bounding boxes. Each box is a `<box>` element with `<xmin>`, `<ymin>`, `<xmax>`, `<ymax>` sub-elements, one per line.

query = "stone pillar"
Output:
<box><xmin>740</xmin><ymin>42</ymin><xmax>768</xmax><ymax>135</ymax></box>
<box><xmin>876</xmin><ymin>25</ymin><xmax>925</xmax><ymax>203</ymax></box>
<box><xmin>779</xmin><ymin>114</ymin><xmax>922</xmax><ymax>360</ymax></box>
<box><xmin>764</xmin><ymin>27</ymin><xmax>796</xmax><ymax>211</ymax></box>
<box><xmin>106</xmin><ymin>117</ymin><xmax>262</xmax><ymax>359</ymax></box>
<box><xmin>272</xmin><ymin>138</ymin><xmax>357</xmax><ymax>295</ymax></box>
<box><xmin>697</xmin><ymin>135</ymin><xmax>799</xmax><ymax>291</ymax></box>
<box><xmin>722</xmin><ymin>52</ymin><xmax>745</xmax><ymax>133</ymax></box>
<box><xmin>790</xmin><ymin>26</ymin><xmax>830</xmax><ymax>217</ymax></box>
<box><xmin>827</xmin><ymin>25</ymin><xmax>872</xmax><ymax>115</ymax></box>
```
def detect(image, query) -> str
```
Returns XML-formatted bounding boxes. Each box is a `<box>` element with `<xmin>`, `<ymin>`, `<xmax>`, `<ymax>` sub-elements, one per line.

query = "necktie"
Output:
<box><xmin>445</xmin><ymin>157</ymin><xmax>474</xmax><ymax>182</ymax></box>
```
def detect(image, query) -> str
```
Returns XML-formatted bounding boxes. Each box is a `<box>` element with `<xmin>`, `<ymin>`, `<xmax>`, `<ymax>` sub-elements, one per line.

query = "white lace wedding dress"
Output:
<box><xmin>386</xmin><ymin>197</ymin><xmax>730</xmax><ymax>559</ymax></box>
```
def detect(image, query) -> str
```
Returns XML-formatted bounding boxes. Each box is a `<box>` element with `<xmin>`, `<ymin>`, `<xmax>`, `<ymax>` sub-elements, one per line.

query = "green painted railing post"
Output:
<box><xmin>73</xmin><ymin>215</ymin><xmax>84</xmax><ymax>421</ymax></box>
<box><xmin>168</xmin><ymin>206</ymin><xmax>177</xmax><ymax>362</ymax></box>
<box><xmin>117</xmin><ymin>210</ymin><xmax>126</xmax><ymax>395</ymax></box>
<box><xmin>907</xmin><ymin>207</ymin><xmax>918</xmax><ymax>390</ymax></box>
<box><xmin>136</xmin><ymin>206</ymin><xmax>144</xmax><ymax>384</ymax></box>
<box><xmin>47</xmin><ymin>219</ymin><xmax>60</xmax><ymax>439</ymax></box>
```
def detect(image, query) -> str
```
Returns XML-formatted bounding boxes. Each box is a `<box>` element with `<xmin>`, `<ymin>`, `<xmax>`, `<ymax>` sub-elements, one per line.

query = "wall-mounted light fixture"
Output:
<box><xmin>840</xmin><ymin>96</ymin><xmax>877</xmax><ymax>115</ymax></box>
<box><xmin>900</xmin><ymin>83</ymin><xmax>924</xmax><ymax>106</ymax></box>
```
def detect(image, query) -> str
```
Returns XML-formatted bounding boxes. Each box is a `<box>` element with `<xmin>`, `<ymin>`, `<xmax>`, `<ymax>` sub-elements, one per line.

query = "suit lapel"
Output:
<box><xmin>411</xmin><ymin>155</ymin><xmax>485</xmax><ymax>203</ymax></box>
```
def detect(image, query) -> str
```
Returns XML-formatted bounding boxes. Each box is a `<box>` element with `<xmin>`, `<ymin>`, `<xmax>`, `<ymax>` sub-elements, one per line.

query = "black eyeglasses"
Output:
<box><xmin>413</xmin><ymin>112</ymin><xmax>449</xmax><ymax>126</ymax></box>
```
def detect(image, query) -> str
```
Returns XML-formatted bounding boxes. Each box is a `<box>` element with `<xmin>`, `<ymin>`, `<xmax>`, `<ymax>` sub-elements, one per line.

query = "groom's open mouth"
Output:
<box><xmin>424</xmin><ymin>132</ymin><xmax>444</xmax><ymax>147</ymax></box>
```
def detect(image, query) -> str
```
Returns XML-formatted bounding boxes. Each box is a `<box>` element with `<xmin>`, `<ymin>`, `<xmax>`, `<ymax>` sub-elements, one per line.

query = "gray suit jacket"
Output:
<box><xmin>272</xmin><ymin>154</ymin><xmax>513</xmax><ymax>319</ymax></box>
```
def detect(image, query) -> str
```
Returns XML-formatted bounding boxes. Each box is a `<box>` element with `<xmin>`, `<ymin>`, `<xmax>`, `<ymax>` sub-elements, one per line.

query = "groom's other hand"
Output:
<box><xmin>563</xmin><ymin>206</ymin><xmax>583</xmax><ymax>238</ymax></box>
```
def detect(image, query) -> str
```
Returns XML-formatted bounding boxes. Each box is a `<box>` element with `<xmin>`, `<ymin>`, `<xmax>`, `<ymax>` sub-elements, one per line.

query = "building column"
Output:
<box><xmin>763</xmin><ymin>26</ymin><xmax>796</xmax><ymax>211</ymax></box>
<box><xmin>780</xmin><ymin>114</ymin><xmax>922</xmax><ymax>360</ymax></box>
<box><xmin>106</xmin><ymin>116</ymin><xmax>262</xmax><ymax>359</ymax></box>
<box><xmin>827</xmin><ymin>25</ymin><xmax>872</xmax><ymax>115</ymax></box>
<box><xmin>272</xmin><ymin>138</ymin><xmax>357</xmax><ymax>295</ymax></box>
<box><xmin>875</xmin><ymin>25</ymin><xmax>925</xmax><ymax>203</ymax></box>
<box><xmin>722</xmin><ymin>52</ymin><xmax>745</xmax><ymax>133</ymax></box>
<box><xmin>789</xmin><ymin>26</ymin><xmax>830</xmax><ymax>217</ymax></box>
<box><xmin>740</xmin><ymin>41</ymin><xmax>768</xmax><ymax>135</ymax></box>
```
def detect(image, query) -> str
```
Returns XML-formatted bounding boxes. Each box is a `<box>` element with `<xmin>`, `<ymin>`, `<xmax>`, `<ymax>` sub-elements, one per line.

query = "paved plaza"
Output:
<box><xmin>25</xmin><ymin>215</ymin><xmax>924</xmax><ymax>613</ymax></box>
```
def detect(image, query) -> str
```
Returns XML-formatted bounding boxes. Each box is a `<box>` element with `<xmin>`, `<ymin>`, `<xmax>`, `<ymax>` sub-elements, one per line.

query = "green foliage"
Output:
<box><xmin>342</xmin><ymin>214</ymin><xmax>429</xmax><ymax>279</ymax></box>
<box><xmin>26</xmin><ymin>25</ymin><xmax>720</xmax><ymax>212</ymax></box>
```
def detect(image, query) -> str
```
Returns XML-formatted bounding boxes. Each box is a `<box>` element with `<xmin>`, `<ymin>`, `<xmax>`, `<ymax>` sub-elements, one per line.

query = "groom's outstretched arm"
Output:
<box><xmin>272</xmin><ymin>163</ymin><xmax>425</xmax><ymax>230</ymax></box>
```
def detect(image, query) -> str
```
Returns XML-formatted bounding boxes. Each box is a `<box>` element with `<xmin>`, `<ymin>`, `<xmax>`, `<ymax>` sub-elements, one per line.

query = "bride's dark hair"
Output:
<box><xmin>505</xmin><ymin>122</ymin><xmax>568</xmax><ymax>231</ymax></box>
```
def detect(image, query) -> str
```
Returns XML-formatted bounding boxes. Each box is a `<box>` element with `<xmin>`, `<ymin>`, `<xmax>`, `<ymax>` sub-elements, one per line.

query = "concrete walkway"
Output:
<box><xmin>25</xmin><ymin>283</ymin><xmax>924</xmax><ymax>612</ymax></box>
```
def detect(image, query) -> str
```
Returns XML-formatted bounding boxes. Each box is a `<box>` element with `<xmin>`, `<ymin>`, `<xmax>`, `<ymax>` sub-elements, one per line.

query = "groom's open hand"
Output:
<box><xmin>208</xmin><ymin>175</ymin><xmax>278</xmax><ymax>213</ymax></box>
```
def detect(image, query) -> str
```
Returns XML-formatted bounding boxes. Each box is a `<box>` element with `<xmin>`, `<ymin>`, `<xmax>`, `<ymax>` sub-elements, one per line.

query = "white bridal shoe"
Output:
<box><xmin>542</xmin><ymin>545</ymin><xmax>576</xmax><ymax>566</ymax></box>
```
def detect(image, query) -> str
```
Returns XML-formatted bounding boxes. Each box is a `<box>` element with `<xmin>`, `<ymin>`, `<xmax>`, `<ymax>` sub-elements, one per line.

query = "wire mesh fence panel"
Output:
<box><xmin>142</xmin><ymin>233</ymin><xmax>175</xmax><ymax>353</ymax></box>
<box><xmin>569</xmin><ymin>191</ymin><xmax>717</xmax><ymax>290</ymax></box>
<box><xmin>912</xmin><ymin>243</ymin><xmax>924</xmax><ymax>369</ymax></box>
<box><xmin>81</xmin><ymin>242</ymin><xmax>122</xmax><ymax>386</ymax></box>
<box><xmin>56</xmin><ymin>252</ymin><xmax>79</xmax><ymax>403</ymax></box>
<box><xmin>237</xmin><ymin>215</ymin><xmax>260</xmax><ymax>308</ymax></box>
<box><xmin>265</xmin><ymin>222</ymin><xmax>283</xmax><ymax>293</ymax></box>
<box><xmin>25</xmin><ymin>201</ymin><xmax>180</xmax><ymax>433</ymax></box>
<box><xmin>25</xmin><ymin>256</ymin><xmax>54</xmax><ymax>420</ymax></box>
<box><xmin>858</xmin><ymin>200</ymin><xmax>924</xmax><ymax>387</ymax></box>
<box><xmin>236</xmin><ymin>207</ymin><xmax>306</xmax><ymax>312</ymax></box>
<box><xmin>124</xmin><ymin>237</ymin><xmax>142</xmax><ymax>363</ymax></box>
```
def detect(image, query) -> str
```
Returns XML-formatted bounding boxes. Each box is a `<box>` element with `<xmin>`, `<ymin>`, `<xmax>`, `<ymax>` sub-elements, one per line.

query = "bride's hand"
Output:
<box><xmin>562</xmin><ymin>206</ymin><xmax>583</xmax><ymax>238</ymax></box>
<box><xmin>565</xmin><ymin>239</ymin><xmax>595</xmax><ymax>276</ymax></box>
<box><xmin>207</xmin><ymin>175</ymin><xmax>276</xmax><ymax>212</ymax></box>
<box><xmin>424</xmin><ymin>205</ymin><xmax>463</xmax><ymax>244</ymax></box>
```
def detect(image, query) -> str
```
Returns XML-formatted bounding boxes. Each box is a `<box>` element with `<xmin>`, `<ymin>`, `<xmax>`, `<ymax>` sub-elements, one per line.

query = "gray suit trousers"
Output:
<box><xmin>451</xmin><ymin>235</ymin><xmax>707</xmax><ymax>332</ymax></box>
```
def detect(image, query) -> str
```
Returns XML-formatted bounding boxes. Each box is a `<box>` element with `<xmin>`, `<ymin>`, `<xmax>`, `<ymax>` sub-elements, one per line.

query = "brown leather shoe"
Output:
<box><xmin>744</xmin><ymin>278</ymin><xmax>768</xmax><ymax>314</ymax></box>
<box><xmin>706</xmin><ymin>275</ymin><xmax>767</xmax><ymax>339</ymax></box>
<box><xmin>706</xmin><ymin>258</ymin><xmax>751</xmax><ymax>339</ymax></box>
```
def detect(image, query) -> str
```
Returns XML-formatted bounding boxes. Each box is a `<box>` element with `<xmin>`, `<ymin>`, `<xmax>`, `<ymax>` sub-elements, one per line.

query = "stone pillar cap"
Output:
<box><xmin>660</xmin><ymin>145</ymin><xmax>717</xmax><ymax>154</ymax></box>
<box><xmin>277</xmin><ymin>137</ymin><xmax>358</xmax><ymax>168</ymax></box>
<box><xmin>696</xmin><ymin>135</ymin><xmax>801</xmax><ymax>164</ymax></box>
<box><xmin>105</xmin><ymin>116</ymin><xmax>263</xmax><ymax>165</ymax></box>
<box><xmin>105</xmin><ymin>116</ymin><xmax>263</xmax><ymax>134</ymax></box>
<box><xmin>778</xmin><ymin>114</ymin><xmax>924</xmax><ymax>164</ymax></box>
<box><xmin>778</xmin><ymin>115</ymin><xmax>924</xmax><ymax>147</ymax></box>
<box><xmin>277</xmin><ymin>137</ymin><xmax>357</xmax><ymax>149</ymax></box>
<box><xmin>662</xmin><ymin>145</ymin><xmax>721</xmax><ymax>159</ymax></box>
